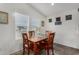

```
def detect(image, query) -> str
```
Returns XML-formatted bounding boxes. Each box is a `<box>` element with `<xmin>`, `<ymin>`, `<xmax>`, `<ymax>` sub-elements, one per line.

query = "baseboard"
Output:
<box><xmin>10</xmin><ymin>50</ymin><xmax>23</xmax><ymax>55</ymax></box>
<box><xmin>54</xmin><ymin>43</ymin><xmax>79</xmax><ymax>50</ymax></box>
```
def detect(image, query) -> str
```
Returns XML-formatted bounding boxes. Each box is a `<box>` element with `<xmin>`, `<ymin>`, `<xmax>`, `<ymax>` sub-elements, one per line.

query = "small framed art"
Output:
<box><xmin>48</xmin><ymin>18</ymin><xmax>52</xmax><ymax>23</ymax></box>
<box><xmin>55</xmin><ymin>17</ymin><xmax>62</xmax><ymax>25</ymax></box>
<box><xmin>66</xmin><ymin>15</ymin><xmax>72</xmax><ymax>20</ymax></box>
<box><xmin>41</xmin><ymin>21</ymin><xmax>44</xmax><ymax>27</ymax></box>
<box><xmin>0</xmin><ymin>11</ymin><xmax>8</xmax><ymax>24</ymax></box>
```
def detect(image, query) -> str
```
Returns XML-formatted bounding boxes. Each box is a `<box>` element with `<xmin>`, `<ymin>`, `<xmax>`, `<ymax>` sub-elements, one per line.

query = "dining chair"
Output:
<box><xmin>22</xmin><ymin>33</ymin><xmax>40</xmax><ymax>55</ymax></box>
<box><xmin>40</xmin><ymin>32</ymin><xmax>55</xmax><ymax>55</ymax></box>
<box><xmin>22</xmin><ymin>33</ymin><xmax>30</xmax><ymax>55</ymax></box>
<box><xmin>29</xmin><ymin>31</ymin><xmax>35</xmax><ymax>38</ymax></box>
<box><xmin>45</xmin><ymin>32</ymin><xmax>55</xmax><ymax>55</ymax></box>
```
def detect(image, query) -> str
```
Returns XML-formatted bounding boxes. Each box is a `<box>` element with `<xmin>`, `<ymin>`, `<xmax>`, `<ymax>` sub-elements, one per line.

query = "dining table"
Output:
<box><xmin>28</xmin><ymin>34</ymin><xmax>47</xmax><ymax>54</ymax></box>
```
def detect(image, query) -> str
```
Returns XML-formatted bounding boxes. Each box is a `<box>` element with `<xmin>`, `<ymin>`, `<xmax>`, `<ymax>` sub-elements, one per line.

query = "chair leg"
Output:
<box><xmin>52</xmin><ymin>52</ymin><xmax>54</xmax><ymax>55</ymax></box>
<box><xmin>46</xmin><ymin>48</ymin><xmax>49</xmax><ymax>55</ymax></box>
<box><xmin>47</xmin><ymin>49</ymin><xmax>49</xmax><ymax>55</ymax></box>
<box><xmin>52</xmin><ymin>50</ymin><xmax>54</xmax><ymax>55</ymax></box>
<box><xmin>23</xmin><ymin>48</ymin><xmax>25</xmax><ymax>55</ymax></box>
<box><xmin>27</xmin><ymin>48</ymin><xmax>30</xmax><ymax>55</ymax></box>
<box><xmin>51</xmin><ymin>47</ymin><xmax>54</xmax><ymax>55</ymax></box>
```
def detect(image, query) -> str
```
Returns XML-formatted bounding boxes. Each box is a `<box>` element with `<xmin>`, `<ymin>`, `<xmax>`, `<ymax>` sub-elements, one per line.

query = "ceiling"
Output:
<box><xmin>29</xmin><ymin>3</ymin><xmax>79</xmax><ymax>17</ymax></box>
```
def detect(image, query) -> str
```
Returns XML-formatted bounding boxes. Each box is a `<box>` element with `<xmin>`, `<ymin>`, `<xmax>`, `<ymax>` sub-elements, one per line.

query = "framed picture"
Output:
<box><xmin>41</xmin><ymin>21</ymin><xmax>44</xmax><ymax>27</ymax></box>
<box><xmin>56</xmin><ymin>17</ymin><xmax>61</xmax><ymax>22</ymax></box>
<box><xmin>66</xmin><ymin>15</ymin><xmax>72</xmax><ymax>20</ymax></box>
<box><xmin>0</xmin><ymin>11</ymin><xmax>8</xmax><ymax>24</ymax></box>
<box><xmin>55</xmin><ymin>21</ymin><xmax>62</xmax><ymax>25</ymax></box>
<box><xmin>48</xmin><ymin>18</ymin><xmax>52</xmax><ymax>22</ymax></box>
<box><xmin>55</xmin><ymin>17</ymin><xmax>62</xmax><ymax>25</ymax></box>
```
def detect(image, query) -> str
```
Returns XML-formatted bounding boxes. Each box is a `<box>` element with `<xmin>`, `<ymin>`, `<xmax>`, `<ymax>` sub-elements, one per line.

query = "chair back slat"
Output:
<box><xmin>22</xmin><ymin>33</ymin><xmax>29</xmax><ymax>45</ymax></box>
<box><xmin>29</xmin><ymin>31</ymin><xmax>35</xmax><ymax>38</ymax></box>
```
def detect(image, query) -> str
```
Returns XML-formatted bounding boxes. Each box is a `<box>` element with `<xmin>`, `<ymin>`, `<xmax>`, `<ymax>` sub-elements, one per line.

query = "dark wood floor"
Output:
<box><xmin>11</xmin><ymin>43</ymin><xmax>79</xmax><ymax>55</ymax></box>
<box><xmin>54</xmin><ymin>43</ymin><xmax>79</xmax><ymax>55</ymax></box>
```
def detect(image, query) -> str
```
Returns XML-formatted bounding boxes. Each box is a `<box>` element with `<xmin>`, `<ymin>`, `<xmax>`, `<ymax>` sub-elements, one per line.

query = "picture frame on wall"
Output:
<box><xmin>41</xmin><ymin>21</ymin><xmax>44</xmax><ymax>27</ymax></box>
<box><xmin>66</xmin><ymin>14</ymin><xmax>72</xmax><ymax>20</ymax></box>
<box><xmin>55</xmin><ymin>17</ymin><xmax>62</xmax><ymax>25</ymax></box>
<box><xmin>48</xmin><ymin>18</ymin><xmax>52</xmax><ymax>23</ymax></box>
<box><xmin>55</xmin><ymin>21</ymin><xmax>62</xmax><ymax>25</ymax></box>
<box><xmin>0</xmin><ymin>11</ymin><xmax>8</xmax><ymax>24</ymax></box>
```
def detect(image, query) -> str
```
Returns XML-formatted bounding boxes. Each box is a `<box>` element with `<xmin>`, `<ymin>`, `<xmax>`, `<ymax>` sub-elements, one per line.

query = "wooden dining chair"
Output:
<box><xmin>45</xmin><ymin>32</ymin><xmax>55</xmax><ymax>55</ymax></box>
<box><xmin>39</xmin><ymin>32</ymin><xmax>55</xmax><ymax>55</ymax></box>
<box><xmin>29</xmin><ymin>31</ymin><xmax>35</xmax><ymax>38</ymax></box>
<box><xmin>22</xmin><ymin>33</ymin><xmax>41</xmax><ymax>55</ymax></box>
<box><xmin>22</xmin><ymin>33</ymin><xmax>30</xmax><ymax>55</ymax></box>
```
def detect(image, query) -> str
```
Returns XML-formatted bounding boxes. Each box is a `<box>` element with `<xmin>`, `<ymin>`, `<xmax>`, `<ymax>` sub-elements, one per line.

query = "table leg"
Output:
<box><xmin>33</xmin><ymin>42</ymin><xmax>39</xmax><ymax>55</ymax></box>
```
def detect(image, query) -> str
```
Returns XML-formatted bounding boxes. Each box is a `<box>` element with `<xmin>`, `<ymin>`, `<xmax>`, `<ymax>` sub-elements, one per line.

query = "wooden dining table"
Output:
<box><xmin>28</xmin><ymin>35</ymin><xmax>47</xmax><ymax>54</ymax></box>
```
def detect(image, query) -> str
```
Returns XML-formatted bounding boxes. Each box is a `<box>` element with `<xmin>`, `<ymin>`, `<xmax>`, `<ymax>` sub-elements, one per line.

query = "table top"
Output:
<box><xmin>28</xmin><ymin>35</ymin><xmax>47</xmax><ymax>42</ymax></box>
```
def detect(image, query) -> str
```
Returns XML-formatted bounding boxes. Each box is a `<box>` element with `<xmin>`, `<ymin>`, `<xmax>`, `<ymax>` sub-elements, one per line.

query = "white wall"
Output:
<box><xmin>0</xmin><ymin>3</ymin><xmax>46</xmax><ymax>54</ymax></box>
<box><xmin>46</xmin><ymin>8</ymin><xmax>79</xmax><ymax>49</ymax></box>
